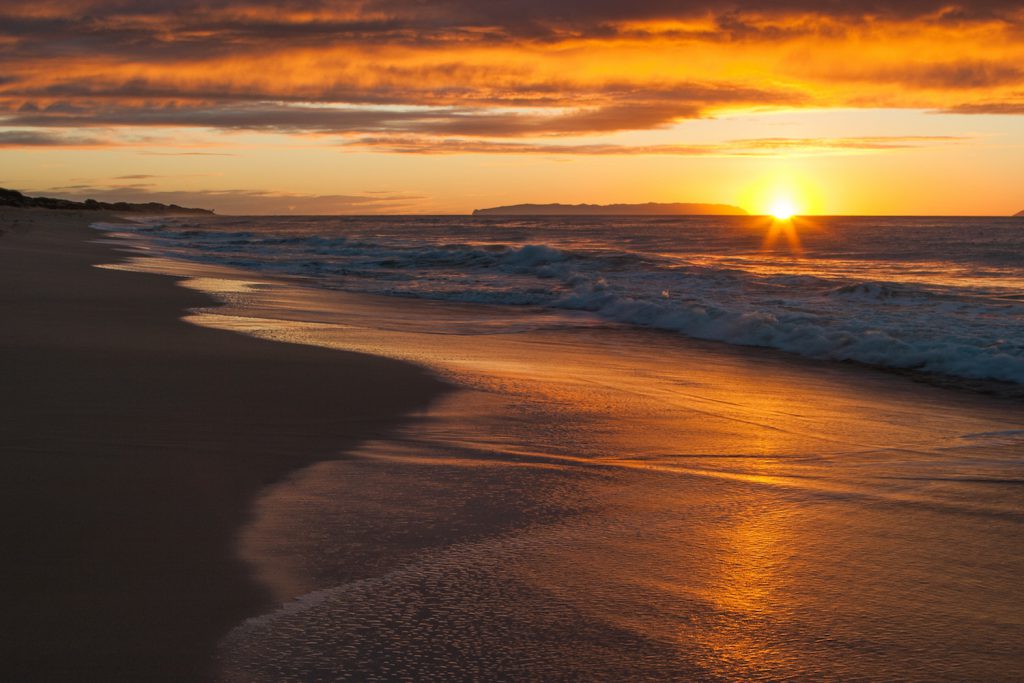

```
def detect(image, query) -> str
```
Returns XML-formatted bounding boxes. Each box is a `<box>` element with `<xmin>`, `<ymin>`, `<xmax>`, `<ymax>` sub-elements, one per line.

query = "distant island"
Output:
<box><xmin>472</xmin><ymin>202</ymin><xmax>747</xmax><ymax>216</ymax></box>
<box><xmin>1015</xmin><ymin>209</ymin><xmax>1024</xmax><ymax>217</ymax></box>
<box><xmin>0</xmin><ymin>188</ymin><xmax>213</xmax><ymax>215</ymax></box>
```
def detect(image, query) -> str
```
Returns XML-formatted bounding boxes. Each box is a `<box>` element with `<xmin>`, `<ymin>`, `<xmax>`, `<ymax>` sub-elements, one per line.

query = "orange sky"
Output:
<box><xmin>1</xmin><ymin>1</ymin><xmax>1022</xmax><ymax>214</ymax></box>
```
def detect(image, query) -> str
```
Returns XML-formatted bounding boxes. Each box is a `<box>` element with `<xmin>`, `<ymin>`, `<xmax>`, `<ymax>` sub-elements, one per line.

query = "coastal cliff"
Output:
<box><xmin>0</xmin><ymin>188</ymin><xmax>213</xmax><ymax>215</ymax></box>
<box><xmin>473</xmin><ymin>202</ymin><xmax>747</xmax><ymax>216</ymax></box>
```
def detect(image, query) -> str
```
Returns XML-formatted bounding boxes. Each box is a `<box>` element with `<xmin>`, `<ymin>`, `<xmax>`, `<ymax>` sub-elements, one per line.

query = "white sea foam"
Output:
<box><xmin>103</xmin><ymin>215</ymin><xmax>1024</xmax><ymax>385</ymax></box>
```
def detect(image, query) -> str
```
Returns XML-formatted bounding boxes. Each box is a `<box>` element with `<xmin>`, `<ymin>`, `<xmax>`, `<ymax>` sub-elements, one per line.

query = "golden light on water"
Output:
<box><xmin>762</xmin><ymin>214</ymin><xmax>804</xmax><ymax>255</ymax></box>
<box><xmin>743</xmin><ymin>180</ymin><xmax>807</xmax><ymax>254</ymax></box>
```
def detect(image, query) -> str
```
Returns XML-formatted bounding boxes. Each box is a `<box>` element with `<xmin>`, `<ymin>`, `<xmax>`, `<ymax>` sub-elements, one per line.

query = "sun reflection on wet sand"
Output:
<box><xmin>698</xmin><ymin>502</ymin><xmax>796</xmax><ymax>676</ymax></box>
<box><xmin>110</xmin><ymin>253</ymin><xmax>1024</xmax><ymax>681</ymax></box>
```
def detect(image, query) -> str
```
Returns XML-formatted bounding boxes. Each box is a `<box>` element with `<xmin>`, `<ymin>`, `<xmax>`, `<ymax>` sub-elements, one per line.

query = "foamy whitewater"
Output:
<box><xmin>103</xmin><ymin>215</ymin><xmax>1024</xmax><ymax>385</ymax></box>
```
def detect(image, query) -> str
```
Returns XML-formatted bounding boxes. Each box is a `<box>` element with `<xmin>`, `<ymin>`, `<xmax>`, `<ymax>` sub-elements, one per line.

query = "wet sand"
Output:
<box><xmin>0</xmin><ymin>208</ymin><xmax>448</xmax><ymax>681</ymax></box>
<box><xmin>7</xmin><ymin>210</ymin><xmax>1023</xmax><ymax>680</ymax></box>
<box><xmin>101</xmin><ymin>241</ymin><xmax>1024</xmax><ymax>680</ymax></box>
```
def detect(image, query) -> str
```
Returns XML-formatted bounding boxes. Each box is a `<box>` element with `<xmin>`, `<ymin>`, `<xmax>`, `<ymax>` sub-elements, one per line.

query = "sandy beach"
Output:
<box><xmin>0</xmin><ymin>208</ymin><xmax>447</xmax><ymax>681</ymax></box>
<box><xmin>3</xmin><ymin>208</ymin><xmax>1023</xmax><ymax>681</ymax></box>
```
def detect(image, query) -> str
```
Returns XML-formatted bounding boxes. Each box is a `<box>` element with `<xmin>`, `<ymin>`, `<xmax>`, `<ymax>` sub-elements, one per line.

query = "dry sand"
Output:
<box><xmin>0</xmin><ymin>208</ymin><xmax>448</xmax><ymax>681</ymax></box>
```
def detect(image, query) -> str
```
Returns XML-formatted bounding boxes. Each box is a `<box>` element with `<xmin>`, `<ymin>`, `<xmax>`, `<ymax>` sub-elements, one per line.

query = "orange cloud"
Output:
<box><xmin>32</xmin><ymin>183</ymin><xmax>425</xmax><ymax>214</ymax></box>
<box><xmin>0</xmin><ymin>1</ymin><xmax>1021</xmax><ymax>151</ymax></box>
<box><xmin>340</xmin><ymin>134</ymin><xmax>969</xmax><ymax>155</ymax></box>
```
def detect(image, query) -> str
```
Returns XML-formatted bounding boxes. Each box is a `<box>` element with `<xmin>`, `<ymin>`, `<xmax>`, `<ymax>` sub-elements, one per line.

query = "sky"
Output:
<box><xmin>0</xmin><ymin>1</ymin><xmax>1022</xmax><ymax>215</ymax></box>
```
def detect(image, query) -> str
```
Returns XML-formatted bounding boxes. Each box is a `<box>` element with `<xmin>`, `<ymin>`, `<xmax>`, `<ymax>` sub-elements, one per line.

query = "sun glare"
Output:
<box><xmin>770</xmin><ymin>198</ymin><xmax>796</xmax><ymax>220</ymax></box>
<box><xmin>760</xmin><ymin>194</ymin><xmax>806</xmax><ymax>254</ymax></box>
<box><xmin>740</xmin><ymin>172</ymin><xmax>822</xmax><ymax>219</ymax></box>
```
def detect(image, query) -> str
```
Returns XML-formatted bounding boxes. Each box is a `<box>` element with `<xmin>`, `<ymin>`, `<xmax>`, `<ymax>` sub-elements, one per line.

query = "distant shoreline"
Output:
<box><xmin>0</xmin><ymin>187</ymin><xmax>214</xmax><ymax>215</ymax></box>
<box><xmin>472</xmin><ymin>202</ymin><xmax>748</xmax><ymax>216</ymax></box>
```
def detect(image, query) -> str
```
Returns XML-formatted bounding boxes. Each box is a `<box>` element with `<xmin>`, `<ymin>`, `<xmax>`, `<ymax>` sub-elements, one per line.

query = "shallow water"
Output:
<box><xmin>97</xmin><ymin>214</ymin><xmax>1024</xmax><ymax>385</ymax></box>
<box><xmin>100</xmin><ymin>229</ymin><xmax>1024</xmax><ymax>680</ymax></box>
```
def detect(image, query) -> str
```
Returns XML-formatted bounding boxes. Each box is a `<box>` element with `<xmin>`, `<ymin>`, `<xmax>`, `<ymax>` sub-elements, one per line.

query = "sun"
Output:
<box><xmin>769</xmin><ymin>198</ymin><xmax>797</xmax><ymax>221</ymax></box>
<box><xmin>740</xmin><ymin>172</ymin><xmax>820</xmax><ymax>219</ymax></box>
<box><xmin>761</xmin><ymin>195</ymin><xmax>805</xmax><ymax>254</ymax></box>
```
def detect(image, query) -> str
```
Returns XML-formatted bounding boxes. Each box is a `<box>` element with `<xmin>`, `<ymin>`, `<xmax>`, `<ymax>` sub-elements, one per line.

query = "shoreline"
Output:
<box><xmin>111</xmin><ymin>213</ymin><xmax>1024</xmax><ymax>395</ymax></box>
<box><xmin>126</xmin><ymin>220</ymin><xmax>1024</xmax><ymax>680</ymax></box>
<box><xmin>0</xmin><ymin>208</ymin><xmax>449</xmax><ymax>681</ymax></box>
<box><xmin>5</xmin><ymin>208</ymin><xmax>1023</xmax><ymax>680</ymax></box>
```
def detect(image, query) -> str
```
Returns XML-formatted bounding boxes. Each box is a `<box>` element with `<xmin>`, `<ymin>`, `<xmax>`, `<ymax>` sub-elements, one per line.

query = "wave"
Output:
<box><xmin>99</xmin><ymin>219</ymin><xmax>1024</xmax><ymax>386</ymax></box>
<box><xmin>552</xmin><ymin>287</ymin><xmax>1024</xmax><ymax>384</ymax></box>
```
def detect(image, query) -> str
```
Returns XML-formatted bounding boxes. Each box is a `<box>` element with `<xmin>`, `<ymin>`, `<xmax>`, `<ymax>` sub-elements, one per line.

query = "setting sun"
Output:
<box><xmin>770</xmin><ymin>198</ymin><xmax>797</xmax><ymax>220</ymax></box>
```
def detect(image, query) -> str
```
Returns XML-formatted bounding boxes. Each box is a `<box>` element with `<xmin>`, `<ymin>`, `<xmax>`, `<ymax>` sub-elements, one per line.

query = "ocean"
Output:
<box><xmin>96</xmin><ymin>215</ymin><xmax>1024</xmax><ymax>681</ymax></box>
<box><xmin>105</xmin><ymin>214</ymin><xmax>1024</xmax><ymax>386</ymax></box>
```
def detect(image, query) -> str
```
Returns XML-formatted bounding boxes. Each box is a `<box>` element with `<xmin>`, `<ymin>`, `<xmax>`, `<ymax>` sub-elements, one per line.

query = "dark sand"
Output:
<box><xmin>0</xmin><ymin>208</ymin><xmax>448</xmax><ymax>681</ymax></box>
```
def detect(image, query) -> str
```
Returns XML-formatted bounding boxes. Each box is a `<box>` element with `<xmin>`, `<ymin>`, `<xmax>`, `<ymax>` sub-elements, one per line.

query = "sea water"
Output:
<box><xmin>108</xmin><ymin>214</ymin><xmax>1024</xmax><ymax>386</ymax></box>
<box><xmin>95</xmin><ymin>216</ymin><xmax>1024</xmax><ymax>680</ymax></box>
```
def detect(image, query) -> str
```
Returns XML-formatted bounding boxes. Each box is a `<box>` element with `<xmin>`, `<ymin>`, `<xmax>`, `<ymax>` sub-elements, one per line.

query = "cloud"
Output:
<box><xmin>141</xmin><ymin>151</ymin><xmax>236</xmax><ymax>156</ymax></box>
<box><xmin>727</xmin><ymin>135</ymin><xmax>969</xmax><ymax>151</ymax></box>
<box><xmin>342</xmin><ymin>134</ymin><xmax>968</xmax><ymax>155</ymax></box>
<box><xmin>814</xmin><ymin>60</ymin><xmax>1024</xmax><ymax>90</ymax></box>
<box><xmin>1</xmin><ymin>81</ymin><xmax>803</xmax><ymax>137</ymax></box>
<box><xmin>361</xmin><ymin>1</ymin><xmax>1024</xmax><ymax>27</ymax></box>
<box><xmin>939</xmin><ymin>101</ymin><xmax>1024</xmax><ymax>114</ymax></box>
<box><xmin>29</xmin><ymin>185</ymin><xmax>428</xmax><ymax>214</ymax></box>
<box><xmin>0</xmin><ymin>129</ymin><xmax>111</xmax><ymax>146</ymax></box>
<box><xmin>9</xmin><ymin>2</ymin><xmax>1017</xmax><ymax>44</ymax></box>
<box><xmin>0</xmin><ymin>0</ymin><xmax>1020</xmax><ymax>157</ymax></box>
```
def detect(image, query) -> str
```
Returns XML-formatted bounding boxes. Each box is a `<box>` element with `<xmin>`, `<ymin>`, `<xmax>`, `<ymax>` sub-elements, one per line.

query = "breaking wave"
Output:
<box><xmin>94</xmin><ymin>215</ymin><xmax>1024</xmax><ymax>385</ymax></box>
